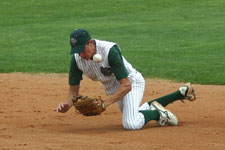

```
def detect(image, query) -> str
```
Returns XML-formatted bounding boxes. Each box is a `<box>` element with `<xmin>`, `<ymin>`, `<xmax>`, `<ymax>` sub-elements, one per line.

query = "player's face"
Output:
<box><xmin>79</xmin><ymin>41</ymin><xmax>95</xmax><ymax>60</ymax></box>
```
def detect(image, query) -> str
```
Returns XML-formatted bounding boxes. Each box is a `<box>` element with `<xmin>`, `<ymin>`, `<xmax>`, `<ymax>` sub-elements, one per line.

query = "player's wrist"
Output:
<box><xmin>67</xmin><ymin>101</ymin><xmax>73</xmax><ymax>108</ymax></box>
<box><xmin>103</xmin><ymin>99</ymin><xmax>112</xmax><ymax>107</ymax></box>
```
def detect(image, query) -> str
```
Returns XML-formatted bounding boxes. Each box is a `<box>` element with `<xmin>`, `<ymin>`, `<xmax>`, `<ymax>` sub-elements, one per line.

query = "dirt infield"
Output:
<box><xmin>0</xmin><ymin>73</ymin><xmax>225</xmax><ymax>150</ymax></box>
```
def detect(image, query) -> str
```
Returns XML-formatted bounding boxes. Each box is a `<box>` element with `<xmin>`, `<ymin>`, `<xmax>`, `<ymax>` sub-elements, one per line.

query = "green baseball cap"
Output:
<box><xmin>70</xmin><ymin>29</ymin><xmax>91</xmax><ymax>54</ymax></box>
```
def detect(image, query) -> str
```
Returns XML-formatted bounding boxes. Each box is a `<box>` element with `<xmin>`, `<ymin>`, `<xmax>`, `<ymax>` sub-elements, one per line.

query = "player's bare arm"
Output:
<box><xmin>66</xmin><ymin>85</ymin><xmax>80</xmax><ymax>106</ymax></box>
<box><xmin>103</xmin><ymin>78</ymin><xmax>131</xmax><ymax>107</ymax></box>
<box><xmin>55</xmin><ymin>85</ymin><xmax>80</xmax><ymax>113</ymax></box>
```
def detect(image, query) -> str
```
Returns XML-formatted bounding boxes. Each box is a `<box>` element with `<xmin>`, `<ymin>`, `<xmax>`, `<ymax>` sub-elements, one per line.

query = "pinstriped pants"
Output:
<box><xmin>117</xmin><ymin>72</ymin><xmax>146</xmax><ymax>130</ymax></box>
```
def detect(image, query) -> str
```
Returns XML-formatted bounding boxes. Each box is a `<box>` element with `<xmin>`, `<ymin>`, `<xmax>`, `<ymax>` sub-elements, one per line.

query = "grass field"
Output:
<box><xmin>0</xmin><ymin>0</ymin><xmax>224</xmax><ymax>84</ymax></box>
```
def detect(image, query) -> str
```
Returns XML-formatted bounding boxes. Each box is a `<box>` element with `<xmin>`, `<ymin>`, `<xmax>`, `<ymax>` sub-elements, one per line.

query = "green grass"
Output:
<box><xmin>0</xmin><ymin>0</ymin><xmax>225</xmax><ymax>84</ymax></box>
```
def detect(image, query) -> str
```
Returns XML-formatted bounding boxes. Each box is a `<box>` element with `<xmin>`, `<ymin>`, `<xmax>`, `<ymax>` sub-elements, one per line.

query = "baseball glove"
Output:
<box><xmin>72</xmin><ymin>95</ymin><xmax>106</xmax><ymax>116</ymax></box>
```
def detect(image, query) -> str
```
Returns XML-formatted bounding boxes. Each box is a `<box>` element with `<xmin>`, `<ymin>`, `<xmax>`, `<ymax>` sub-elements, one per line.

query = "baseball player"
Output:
<box><xmin>55</xmin><ymin>29</ymin><xmax>196</xmax><ymax>130</ymax></box>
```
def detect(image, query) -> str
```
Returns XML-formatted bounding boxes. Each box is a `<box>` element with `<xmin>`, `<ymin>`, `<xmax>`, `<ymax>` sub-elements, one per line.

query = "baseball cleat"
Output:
<box><xmin>151</xmin><ymin>101</ymin><xmax>178</xmax><ymax>126</ymax></box>
<box><xmin>179</xmin><ymin>83</ymin><xmax>196</xmax><ymax>102</ymax></box>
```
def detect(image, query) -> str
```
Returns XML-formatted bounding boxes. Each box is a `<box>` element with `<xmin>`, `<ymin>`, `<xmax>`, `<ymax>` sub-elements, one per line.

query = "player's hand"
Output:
<box><xmin>55</xmin><ymin>103</ymin><xmax>70</xmax><ymax>113</ymax></box>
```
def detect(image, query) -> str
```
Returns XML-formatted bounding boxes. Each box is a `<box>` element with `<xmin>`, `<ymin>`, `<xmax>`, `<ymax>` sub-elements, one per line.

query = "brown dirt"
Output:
<box><xmin>0</xmin><ymin>73</ymin><xmax>225</xmax><ymax>150</ymax></box>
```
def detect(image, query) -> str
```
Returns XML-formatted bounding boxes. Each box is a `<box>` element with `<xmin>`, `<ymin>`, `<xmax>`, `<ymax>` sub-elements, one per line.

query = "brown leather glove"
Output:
<box><xmin>72</xmin><ymin>95</ymin><xmax>106</xmax><ymax>116</ymax></box>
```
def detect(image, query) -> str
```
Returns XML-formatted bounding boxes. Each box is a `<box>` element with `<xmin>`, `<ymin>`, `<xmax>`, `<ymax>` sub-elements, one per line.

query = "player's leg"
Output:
<box><xmin>138</xmin><ymin>103</ymin><xmax>178</xmax><ymax>126</ymax></box>
<box><xmin>138</xmin><ymin>102</ymin><xmax>178</xmax><ymax>126</ymax></box>
<box><xmin>120</xmin><ymin>73</ymin><xmax>175</xmax><ymax>130</ymax></box>
<box><xmin>147</xmin><ymin>90</ymin><xmax>183</xmax><ymax>107</ymax></box>
<box><xmin>120</xmin><ymin>72</ymin><xmax>161</xmax><ymax>130</ymax></box>
<box><xmin>121</xmin><ymin>74</ymin><xmax>146</xmax><ymax>130</ymax></box>
<box><xmin>119</xmin><ymin>90</ymin><xmax>162</xmax><ymax>128</ymax></box>
<box><xmin>138</xmin><ymin>83</ymin><xmax>196</xmax><ymax>126</ymax></box>
<box><xmin>120</xmin><ymin>73</ymin><xmax>183</xmax><ymax>130</ymax></box>
<box><xmin>147</xmin><ymin>83</ymin><xmax>196</xmax><ymax>107</ymax></box>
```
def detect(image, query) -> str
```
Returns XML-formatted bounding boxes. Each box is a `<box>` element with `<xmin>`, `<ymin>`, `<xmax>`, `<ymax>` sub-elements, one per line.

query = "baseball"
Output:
<box><xmin>93</xmin><ymin>54</ymin><xmax>102</xmax><ymax>63</ymax></box>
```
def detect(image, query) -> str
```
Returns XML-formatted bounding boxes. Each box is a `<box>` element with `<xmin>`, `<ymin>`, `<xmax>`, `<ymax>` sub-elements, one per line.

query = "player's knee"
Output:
<box><xmin>122</xmin><ymin>120</ymin><xmax>143</xmax><ymax>130</ymax></box>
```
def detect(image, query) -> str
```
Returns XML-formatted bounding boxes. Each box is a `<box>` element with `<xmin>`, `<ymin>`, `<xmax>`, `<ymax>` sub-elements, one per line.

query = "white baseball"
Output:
<box><xmin>93</xmin><ymin>54</ymin><xmax>102</xmax><ymax>63</ymax></box>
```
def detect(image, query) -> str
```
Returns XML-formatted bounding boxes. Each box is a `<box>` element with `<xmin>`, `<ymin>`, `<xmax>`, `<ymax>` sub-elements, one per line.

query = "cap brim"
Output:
<box><xmin>70</xmin><ymin>44</ymin><xmax>85</xmax><ymax>54</ymax></box>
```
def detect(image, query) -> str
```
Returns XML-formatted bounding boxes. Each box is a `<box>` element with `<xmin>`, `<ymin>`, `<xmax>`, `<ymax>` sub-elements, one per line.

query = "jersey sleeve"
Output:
<box><xmin>108</xmin><ymin>45</ymin><xmax>129</xmax><ymax>80</ymax></box>
<box><xmin>69</xmin><ymin>55</ymin><xmax>83</xmax><ymax>86</ymax></box>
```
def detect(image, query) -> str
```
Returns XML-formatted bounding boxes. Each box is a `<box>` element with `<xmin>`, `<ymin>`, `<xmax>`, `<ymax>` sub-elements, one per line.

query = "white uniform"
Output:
<box><xmin>74</xmin><ymin>39</ymin><xmax>147</xmax><ymax>130</ymax></box>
